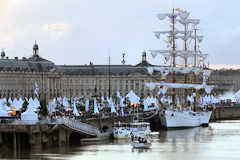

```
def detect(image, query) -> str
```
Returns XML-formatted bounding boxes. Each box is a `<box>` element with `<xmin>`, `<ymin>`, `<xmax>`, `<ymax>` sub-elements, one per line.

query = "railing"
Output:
<box><xmin>62</xmin><ymin>117</ymin><xmax>100</xmax><ymax>136</ymax></box>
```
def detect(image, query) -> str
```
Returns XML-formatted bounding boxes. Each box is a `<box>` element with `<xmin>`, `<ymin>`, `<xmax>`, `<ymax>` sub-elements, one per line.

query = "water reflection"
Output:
<box><xmin>131</xmin><ymin>148</ymin><xmax>151</xmax><ymax>154</ymax></box>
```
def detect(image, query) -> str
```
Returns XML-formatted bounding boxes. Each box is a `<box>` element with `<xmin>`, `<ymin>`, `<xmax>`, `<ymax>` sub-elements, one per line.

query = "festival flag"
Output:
<box><xmin>34</xmin><ymin>82</ymin><xmax>39</xmax><ymax>96</ymax></box>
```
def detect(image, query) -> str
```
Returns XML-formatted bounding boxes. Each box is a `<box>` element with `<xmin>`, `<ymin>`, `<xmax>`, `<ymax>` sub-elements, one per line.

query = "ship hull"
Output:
<box><xmin>159</xmin><ymin>110</ymin><xmax>212</xmax><ymax>128</ymax></box>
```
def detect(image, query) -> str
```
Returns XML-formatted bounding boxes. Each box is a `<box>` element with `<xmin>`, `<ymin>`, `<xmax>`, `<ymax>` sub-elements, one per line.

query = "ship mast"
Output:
<box><xmin>193</xmin><ymin>27</ymin><xmax>197</xmax><ymax>110</ymax></box>
<box><xmin>171</xmin><ymin>8</ymin><xmax>176</xmax><ymax>106</ymax></box>
<box><xmin>184</xmin><ymin>22</ymin><xmax>188</xmax><ymax>108</ymax></box>
<box><xmin>146</xmin><ymin>8</ymin><xmax>214</xmax><ymax>108</ymax></box>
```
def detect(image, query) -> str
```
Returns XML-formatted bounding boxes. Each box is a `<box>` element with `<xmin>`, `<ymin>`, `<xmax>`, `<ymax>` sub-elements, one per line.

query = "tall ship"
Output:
<box><xmin>145</xmin><ymin>8</ymin><xmax>214</xmax><ymax>128</ymax></box>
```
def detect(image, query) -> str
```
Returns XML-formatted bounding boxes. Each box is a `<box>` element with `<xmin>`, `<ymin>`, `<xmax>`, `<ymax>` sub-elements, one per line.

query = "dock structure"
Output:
<box><xmin>0</xmin><ymin>117</ymin><xmax>101</xmax><ymax>149</ymax></box>
<box><xmin>0</xmin><ymin>105</ymin><xmax>240</xmax><ymax>150</ymax></box>
<box><xmin>0</xmin><ymin>114</ymin><xmax>137</xmax><ymax>149</ymax></box>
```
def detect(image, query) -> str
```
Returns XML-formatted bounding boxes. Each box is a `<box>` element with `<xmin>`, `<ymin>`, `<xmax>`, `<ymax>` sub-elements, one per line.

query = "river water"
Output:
<box><xmin>1</xmin><ymin>120</ymin><xmax>240</xmax><ymax>160</ymax></box>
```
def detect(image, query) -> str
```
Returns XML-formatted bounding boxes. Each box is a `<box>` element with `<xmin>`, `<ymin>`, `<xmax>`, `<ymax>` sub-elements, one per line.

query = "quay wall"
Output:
<box><xmin>0</xmin><ymin>123</ymin><xmax>78</xmax><ymax>149</ymax></box>
<box><xmin>210</xmin><ymin>105</ymin><xmax>240</xmax><ymax>120</ymax></box>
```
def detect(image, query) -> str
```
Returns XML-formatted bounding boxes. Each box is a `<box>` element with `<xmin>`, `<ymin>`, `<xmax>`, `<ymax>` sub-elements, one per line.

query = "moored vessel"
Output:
<box><xmin>145</xmin><ymin>8</ymin><xmax>215</xmax><ymax>128</ymax></box>
<box><xmin>113</xmin><ymin>121</ymin><xmax>151</xmax><ymax>139</ymax></box>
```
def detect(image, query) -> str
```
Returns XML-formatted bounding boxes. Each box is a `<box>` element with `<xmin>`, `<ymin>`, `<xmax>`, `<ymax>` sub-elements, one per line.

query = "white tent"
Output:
<box><xmin>12</xmin><ymin>98</ymin><xmax>21</xmax><ymax>111</ymax></box>
<box><xmin>101</xmin><ymin>97</ymin><xmax>105</xmax><ymax>103</ymax></box>
<box><xmin>1</xmin><ymin>98</ymin><xmax>10</xmax><ymax>111</ymax></box>
<box><xmin>143</xmin><ymin>96</ymin><xmax>151</xmax><ymax>108</ymax></box>
<box><xmin>18</xmin><ymin>97</ymin><xmax>24</xmax><ymax>109</ymax></box>
<box><xmin>143</xmin><ymin>100</ymin><xmax>148</xmax><ymax>110</ymax></box>
<box><xmin>29</xmin><ymin>97</ymin><xmax>34</xmax><ymax>104</ymax></box>
<box><xmin>119</xmin><ymin>97</ymin><xmax>125</xmax><ymax>107</ymax></box>
<box><xmin>235</xmin><ymin>90</ymin><xmax>240</xmax><ymax>101</ymax></box>
<box><xmin>150</xmin><ymin>96</ymin><xmax>158</xmax><ymax>106</ymax></box>
<box><xmin>48</xmin><ymin>101</ymin><xmax>53</xmax><ymax>115</ymax></box>
<box><xmin>94</xmin><ymin>98</ymin><xmax>99</xmax><ymax>114</ymax></box>
<box><xmin>125</xmin><ymin>90</ymin><xmax>140</xmax><ymax>104</ymax></box>
<box><xmin>21</xmin><ymin>104</ymin><xmax>38</xmax><ymax>124</ymax></box>
<box><xmin>62</xmin><ymin>97</ymin><xmax>68</xmax><ymax>106</ymax></box>
<box><xmin>85</xmin><ymin>98</ymin><xmax>89</xmax><ymax>111</ymax></box>
<box><xmin>111</xmin><ymin>102</ymin><xmax>116</xmax><ymax>113</ymax></box>
<box><xmin>73</xmin><ymin>102</ymin><xmax>80</xmax><ymax>116</ymax></box>
<box><xmin>0</xmin><ymin>101</ymin><xmax>9</xmax><ymax>117</ymax></box>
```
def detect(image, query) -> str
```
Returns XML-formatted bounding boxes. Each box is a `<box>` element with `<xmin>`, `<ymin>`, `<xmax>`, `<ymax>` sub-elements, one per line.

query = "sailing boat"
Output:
<box><xmin>145</xmin><ymin>8</ymin><xmax>215</xmax><ymax>128</ymax></box>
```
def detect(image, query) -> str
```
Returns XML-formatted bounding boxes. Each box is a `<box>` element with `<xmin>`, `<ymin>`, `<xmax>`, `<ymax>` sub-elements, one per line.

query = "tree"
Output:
<box><xmin>21</xmin><ymin>99</ymin><xmax>29</xmax><ymax>113</ymax></box>
<box><xmin>39</xmin><ymin>100</ymin><xmax>48</xmax><ymax>116</ymax></box>
<box><xmin>123</xmin><ymin>97</ymin><xmax>130</xmax><ymax>107</ymax></box>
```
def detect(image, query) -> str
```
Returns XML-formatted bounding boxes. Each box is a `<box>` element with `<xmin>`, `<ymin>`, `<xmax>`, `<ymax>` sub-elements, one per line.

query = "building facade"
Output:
<box><xmin>0</xmin><ymin>43</ymin><xmax>237</xmax><ymax>101</ymax></box>
<box><xmin>0</xmin><ymin>43</ymin><xmax>160</xmax><ymax>101</ymax></box>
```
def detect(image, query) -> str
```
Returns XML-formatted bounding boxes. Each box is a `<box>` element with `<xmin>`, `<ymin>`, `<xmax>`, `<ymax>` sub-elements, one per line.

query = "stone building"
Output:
<box><xmin>0</xmin><ymin>43</ymin><xmax>159</xmax><ymax>101</ymax></box>
<box><xmin>0</xmin><ymin>42</ymin><xmax>237</xmax><ymax>102</ymax></box>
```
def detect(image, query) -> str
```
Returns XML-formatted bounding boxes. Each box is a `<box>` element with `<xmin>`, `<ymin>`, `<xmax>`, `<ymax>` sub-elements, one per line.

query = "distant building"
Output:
<box><xmin>0</xmin><ymin>43</ymin><xmax>237</xmax><ymax>101</ymax></box>
<box><xmin>0</xmin><ymin>44</ymin><xmax>159</xmax><ymax>101</ymax></box>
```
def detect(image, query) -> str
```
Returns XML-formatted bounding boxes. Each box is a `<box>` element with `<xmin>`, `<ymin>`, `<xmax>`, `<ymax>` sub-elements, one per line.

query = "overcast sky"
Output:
<box><xmin>0</xmin><ymin>0</ymin><xmax>239</xmax><ymax>69</ymax></box>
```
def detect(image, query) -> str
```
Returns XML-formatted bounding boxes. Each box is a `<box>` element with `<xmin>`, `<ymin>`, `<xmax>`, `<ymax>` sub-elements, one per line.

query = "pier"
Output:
<box><xmin>0</xmin><ymin>105</ymin><xmax>239</xmax><ymax>150</ymax></box>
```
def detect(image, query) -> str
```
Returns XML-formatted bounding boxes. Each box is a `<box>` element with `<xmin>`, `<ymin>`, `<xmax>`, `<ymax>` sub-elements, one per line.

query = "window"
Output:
<box><xmin>125</xmin><ymin>85</ymin><xmax>128</xmax><ymax>91</ymax></box>
<box><xmin>131</xmin><ymin>85</ymin><xmax>134</xmax><ymax>90</ymax></box>
<box><xmin>76</xmin><ymin>80</ymin><xmax>78</xmax><ymax>83</ymax></box>
<box><xmin>70</xmin><ymin>80</ymin><xmax>72</xmax><ymax>83</ymax></box>
<box><xmin>135</xmin><ymin>83</ymin><xmax>139</xmax><ymax>91</ymax></box>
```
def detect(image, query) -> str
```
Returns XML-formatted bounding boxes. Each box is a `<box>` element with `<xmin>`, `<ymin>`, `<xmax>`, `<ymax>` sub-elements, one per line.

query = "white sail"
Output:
<box><xmin>154</xmin><ymin>30</ymin><xmax>192</xmax><ymax>40</ymax></box>
<box><xmin>177</xmin><ymin>18</ymin><xmax>200</xmax><ymax>25</ymax></box>
<box><xmin>178</xmin><ymin>12</ymin><xmax>189</xmax><ymax>19</ymax></box>
<box><xmin>156</xmin><ymin>12</ymin><xmax>189</xmax><ymax>21</ymax></box>
<box><xmin>145</xmin><ymin>82</ymin><xmax>214</xmax><ymax>94</ymax></box>
<box><xmin>174</xmin><ymin>35</ymin><xmax>191</xmax><ymax>41</ymax></box>
<box><xmin>149</xmin><ymin>50</ymin><xmax>208</xmax><ymax>59</ymax></box>
<box><xmin>191</xmin><ymin>36</ymin><xmax>203</xmax><ymax>43</ymax></box>
<box><xmin>147</xmin><ymin>66</ymin><xmax>212</xmax><ymax>76</ymax></box>
<box><xmin>156</xmin><ymin>13</ymin><xmax>179</xmax><ymax>20</ymax></box>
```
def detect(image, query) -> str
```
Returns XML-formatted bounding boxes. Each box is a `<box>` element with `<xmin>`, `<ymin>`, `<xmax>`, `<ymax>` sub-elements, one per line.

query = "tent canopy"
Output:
<box><xmin>125</xmin><ymin>90</ymin><xmax>140</xmax><ymax>104</ymax></box>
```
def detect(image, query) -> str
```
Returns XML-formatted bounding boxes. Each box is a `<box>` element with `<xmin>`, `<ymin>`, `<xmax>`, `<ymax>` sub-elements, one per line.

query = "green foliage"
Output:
<box><xmin>103</xmin><ymin>98</ymin><xmax>108</xmax><ymax>108</ymax></box>
<box><xmin>123</xmin><ymin>97</ymin><xmax>130</xmax><ymax>107</ymax></box>
<box><xmin>39</xmin><ymin>100</ymin><xmax>48</xmax><ymax>116</ymax></box>
<box><xmin>21</xmin><ymin>99</ymin><xmax>29</xmax><ymax>112</ymax></box>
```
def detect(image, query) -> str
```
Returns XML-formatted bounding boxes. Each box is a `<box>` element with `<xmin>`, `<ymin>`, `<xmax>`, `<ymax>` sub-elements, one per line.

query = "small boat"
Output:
<box><xmin>113</xmin><ymin>121</ymin><xmax>151</xmax><ymax>139</ymax></box>
<box><xmin>130</xmin><ymin>134</ymin><xmax>151</xmax><ymax>149</ymax></box>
